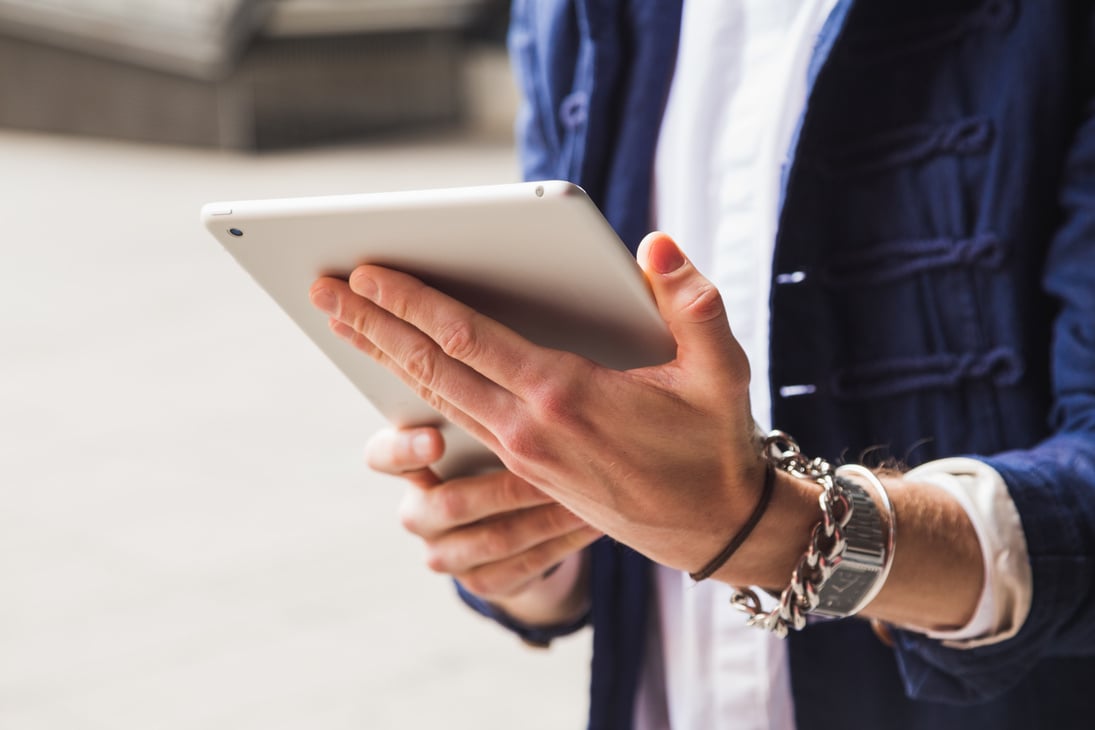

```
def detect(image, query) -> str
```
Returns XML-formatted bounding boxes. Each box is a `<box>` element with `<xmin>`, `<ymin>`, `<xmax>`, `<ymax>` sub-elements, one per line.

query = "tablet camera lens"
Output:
<box><xmin>229</xmin><ymin>228</ymin><xmax>243</xmax><ymax>237</ymax></box>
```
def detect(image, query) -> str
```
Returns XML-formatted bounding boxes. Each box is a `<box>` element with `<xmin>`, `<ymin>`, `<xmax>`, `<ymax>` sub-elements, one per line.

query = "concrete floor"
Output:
<box><xmin>0</xmin><ymin>128</ymin><xmax>591</xmax><ymax>729</ymax></box>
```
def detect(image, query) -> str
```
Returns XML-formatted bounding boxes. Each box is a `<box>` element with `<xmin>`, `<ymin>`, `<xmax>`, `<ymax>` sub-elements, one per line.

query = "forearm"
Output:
<box><xmin>862</xmin><ymin>476</ymin><xmax>983</xmax><ymax>629</ymax></box>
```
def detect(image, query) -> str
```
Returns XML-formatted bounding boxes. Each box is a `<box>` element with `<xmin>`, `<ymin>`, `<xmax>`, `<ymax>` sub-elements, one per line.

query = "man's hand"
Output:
<box><xmin>312</xmin><ymin>230</ymin><xmax>986</xmax><ymax>629</ymax></box>
<box><xmin>310</xmin><ymin>232</ymin><xmax>791</xmax><ymax>582</ymax></box>
<box><xmin>366</xmin><ymin>426</ymin><xmax>599</xmax><ymax>626</ymax></box>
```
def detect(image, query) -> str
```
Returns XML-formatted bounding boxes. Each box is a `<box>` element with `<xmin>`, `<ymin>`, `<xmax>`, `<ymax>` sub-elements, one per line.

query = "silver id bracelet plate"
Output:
<box><xmin>812</xmin><ymin>465</ymin><xmax>896</xmax><ymax>618</ymax></box>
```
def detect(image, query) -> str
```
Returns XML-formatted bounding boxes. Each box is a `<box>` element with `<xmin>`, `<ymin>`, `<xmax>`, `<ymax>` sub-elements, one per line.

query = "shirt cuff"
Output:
<box><xmin>901</xmin><ymin>457</ymin><xmax>1032</xmax><ymax>648</ymax></box>
<box><xmin>454</xmin><ymin>579</ymin><xmax>591</xmax><ymax>648</ymax></box>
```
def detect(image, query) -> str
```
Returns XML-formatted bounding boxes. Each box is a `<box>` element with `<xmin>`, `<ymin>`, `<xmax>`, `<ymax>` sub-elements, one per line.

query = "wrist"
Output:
<box><xmin>710</xmin><ymin>467</ymin><xmax>820</xmax><ymax>588</ymax></box>
<box><xmin>486</xmin><ymin>550</ymin><xmax>591</xmax><ymax>629</ymax></box>
<box><xmin>719</xmin><ymin>434</ymin><xmax>899</xmax><ymax>635</ymax></box>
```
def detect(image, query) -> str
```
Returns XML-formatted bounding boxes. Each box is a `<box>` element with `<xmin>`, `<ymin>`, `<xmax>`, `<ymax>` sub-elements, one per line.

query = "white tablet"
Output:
<box><xmin>201</xmin><ymin>180</ymin><xmax>676</xmax><ymax>479</ymax></box>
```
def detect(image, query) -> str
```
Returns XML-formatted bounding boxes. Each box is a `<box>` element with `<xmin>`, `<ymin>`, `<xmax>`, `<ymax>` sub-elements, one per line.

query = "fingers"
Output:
<box><xmin>636</xmin><ymin>231</ymin><xmax>749</xmax><ymax>387</ymax></box>
<box><xmin>365</xmin><ymin>427</ymin><xmax>444</xmax><ymax>473</ymax></box>
<box><xmin>344</xmin><ymin>265</ymin><xmax>563</xmax><ymax>395</ymax></box>
<box><xmin>455</xmin><ymin>526</ymin><xmax>602</xmax><ymax>599</ymax></box>
<box><xmin>313</xmin><ymin>276</ymin><xmax>518</xmax><ymax>447</ymax></box>
<box><xmin>365</xmin><ymin>427</ymin><xmax>444</xmax><ymax>488</ymax></box>
<box><xmin>423</xmin><ymin>502</ymin><xmax>586</xmax><ymax>572</ymax></box>
<box><xmin>399</xmin><ymin>469</ymin><xmax>557</xmax><ymax>539</ymax></box>
<box><xmin>396</xmin><ymin>468</ymin><xmax>599</xmax><ymax>599</ymax></box>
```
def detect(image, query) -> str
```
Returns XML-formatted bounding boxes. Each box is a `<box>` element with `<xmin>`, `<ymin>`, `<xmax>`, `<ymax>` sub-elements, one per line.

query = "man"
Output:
<box><xmin>309</xmin><ymin>1</ymin><xmax>1095</xmax><ymax>727</ymax></box>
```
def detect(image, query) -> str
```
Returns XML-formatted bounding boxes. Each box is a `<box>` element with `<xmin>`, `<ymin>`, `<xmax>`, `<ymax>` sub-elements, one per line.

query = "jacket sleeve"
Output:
<box><xmin>455</xmin><ymin>580</ymin><xmax>591</xmax><ymax>647</ymax></box>
<box><xmin>891</xmin><ymin>87</ymin><xmax>1095</xmax><ymax>704</ymax></box>
<box><xmin>505</xmin><ymin>0</ymin><xmax>574</xmax><ymax>183</ymax></box>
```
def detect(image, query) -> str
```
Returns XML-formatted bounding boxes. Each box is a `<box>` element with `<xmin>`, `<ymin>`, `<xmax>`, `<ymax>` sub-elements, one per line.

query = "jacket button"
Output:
<box><xmin>776</xmin><ymin>271</ymin><xmax>807</xmax><ymax>285</ymax></box>
<box><xmin>779</xmin><ymin>384</ymin><xmax>817</xmax><ymax>398</ymax></box>
<box><xmin>559</xmin><ymin>92</ymin><xmax>589</xmax><ymax>128</ymax></box>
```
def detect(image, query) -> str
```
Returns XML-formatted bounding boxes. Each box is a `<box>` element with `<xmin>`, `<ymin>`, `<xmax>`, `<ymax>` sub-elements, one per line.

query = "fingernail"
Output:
<box><xmin>651</xmin><ymin>239</ymin><xmax>686</xmax><ymax>274</ymax></box>
<box><xmin>311</xmin><ymin>288</ymin><xmax>337</xmax><ymax>315</ymax></box>
<box><xmin>411</xmin><ymin>432</ymin><xmax>434</xmax><ymax>460</ymax></box>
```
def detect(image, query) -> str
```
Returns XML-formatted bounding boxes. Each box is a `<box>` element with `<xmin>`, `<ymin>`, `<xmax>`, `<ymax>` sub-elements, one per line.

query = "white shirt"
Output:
<box><xmin>636</xmin><ymin>1</ymin><xmax>1033</xmax><ymax>727</ymax></box>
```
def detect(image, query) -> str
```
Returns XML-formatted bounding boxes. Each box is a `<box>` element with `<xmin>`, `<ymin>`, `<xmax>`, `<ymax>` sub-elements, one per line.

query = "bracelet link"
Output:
<box><xmin>730</xmin><ymin>431</ymin><xmax>896</xmax><ymax>636</ymax></box>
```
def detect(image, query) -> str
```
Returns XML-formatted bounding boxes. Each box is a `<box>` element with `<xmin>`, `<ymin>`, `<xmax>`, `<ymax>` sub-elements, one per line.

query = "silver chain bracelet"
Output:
<box><xmin>729</xmin><ymin>431</ymin><xmax>895</xmax><ymax>638</ymax></box>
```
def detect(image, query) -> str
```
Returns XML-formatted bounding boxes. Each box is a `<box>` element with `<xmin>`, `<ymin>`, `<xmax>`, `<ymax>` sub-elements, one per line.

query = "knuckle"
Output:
<box><xmin>480</xmin><ymin>524</ymin><xmax>516</xmax><ymax>558</ymax></box>
<box><xmin>683</xmin><ymin>281</ymin><xmax>725</xmax><ymax>323</ymax></box>
<box><xmin>432</xmin><ymin>487</ymin><xmax>466</xmax><ymax>525</ymax></box>
<box><xmin>436</xmin><ymin>318</ymin><xmax>479</xmax><ymax>362</ymax></box>
<box><xmin>531</xmin><ymin>379</ymin><xmax>575</xmax><ymax>423</ymax></box>
<box><xmin>498</xmin><ymin>420</ymin><xmax>544</xmax><ymax>462</ymax></box>
<box><xmin>348</xmin><ymin>307</ymin><xmax>372</xmax><ymax>337</ymax></box>
<box><xmin>526</xmin><ymin>362</ymin><xmax>591</xmax><ymax>427</ymax></box>
<box><xmin>404</xmin><ymin>342</ymin><xmax>438</xmax><ymax>386</ymax></box>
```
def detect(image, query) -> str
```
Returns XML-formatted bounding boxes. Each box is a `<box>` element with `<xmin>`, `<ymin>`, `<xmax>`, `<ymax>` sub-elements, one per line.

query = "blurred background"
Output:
<box><xmin>0</xmin><ymin>2</ymin><xmax>591</xmax><ymax>728</ymax></box>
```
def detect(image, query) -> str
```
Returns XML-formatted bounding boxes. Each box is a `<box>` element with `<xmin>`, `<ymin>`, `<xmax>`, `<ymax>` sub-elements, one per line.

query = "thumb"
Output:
<box><xmin>637</xmin><ymin>231</ymin><xmax>748</xmax><ymax>382</ymax></box>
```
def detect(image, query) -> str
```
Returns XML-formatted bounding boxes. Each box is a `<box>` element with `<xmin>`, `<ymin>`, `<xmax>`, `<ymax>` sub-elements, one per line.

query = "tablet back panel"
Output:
<box><xmin>202</xmin><ymin>181</ymin><xmax>676</xmax><ymax>478</ymax></box>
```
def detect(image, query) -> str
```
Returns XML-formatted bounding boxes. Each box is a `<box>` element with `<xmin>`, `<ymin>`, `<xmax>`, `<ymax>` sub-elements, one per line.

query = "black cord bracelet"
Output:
<box><xmin>689</xmin><ymin>463</ymin><xmax>776</xmax><ymax>582</ymax></box>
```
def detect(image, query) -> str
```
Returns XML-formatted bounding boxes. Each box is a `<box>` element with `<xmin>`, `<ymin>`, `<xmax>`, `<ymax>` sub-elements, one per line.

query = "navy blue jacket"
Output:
<box><xmin>463</xmin><ymin>1</ymin><xmax>1095</xmax><ymax>727</ymax></box>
